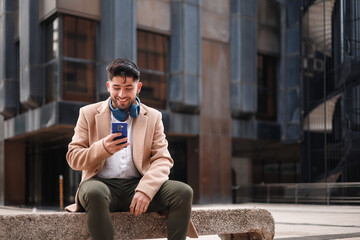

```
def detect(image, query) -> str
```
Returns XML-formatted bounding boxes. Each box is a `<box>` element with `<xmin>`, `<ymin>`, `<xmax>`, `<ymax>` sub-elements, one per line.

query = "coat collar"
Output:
<box><xmin>95</xmin><ymin>98</ymin><xmax>148</xmax><ymax>163</ymax></box>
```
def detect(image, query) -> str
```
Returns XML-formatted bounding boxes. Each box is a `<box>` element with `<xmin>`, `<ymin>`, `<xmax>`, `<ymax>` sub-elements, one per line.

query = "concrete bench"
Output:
<box><xmin>0</xmin><ymin>206</ymin><xmax>275</xmax><ymax>240</ymax></box>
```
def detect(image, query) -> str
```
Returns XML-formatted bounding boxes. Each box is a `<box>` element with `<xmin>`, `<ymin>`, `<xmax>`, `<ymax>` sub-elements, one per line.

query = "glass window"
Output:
<box><xmin>257</xmin><ymin>54</ymin><xmax>277</xmax><ymax>121</ymax></box>
<box><xmin>63</xmin><ymin>15</ymin><xmax>96</xmax><ymax>60</ymax></box>
<box><xmin>62</xmin><ymin>15</ymin><xmax>96</xmax><ymax>102</ymax></box>
<box><xmin>45</xmin><ymin>17</ymin><xmax>60</xmax><ymax>103</ymax></box>
<box><xmin>45</xmin><ymin>18</ymin><xmax>59</xmax><ymax>61</ymax></box>
<box><xmin>62</xmin><ymin>61</ymin><xmax>95</xmax><ymax>102</ymax></box>
<box><xmin>137</xmin><ymin>30</ymin><xmax>168</xmax><ymax>109</ymax></box>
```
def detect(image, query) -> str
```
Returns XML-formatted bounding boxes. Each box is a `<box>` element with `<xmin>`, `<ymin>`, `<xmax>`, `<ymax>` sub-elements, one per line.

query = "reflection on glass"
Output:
<box><xmin>62</xmin><ymin>61</ymin><xmax>95</xmax><ymax>102</ymax></box>
<box><xmin>63</xmin><ymin>15</ymin><xmax>96</xmax><ymax>60</ymax></box>
<box><xmin>137</xmin><ymin>30</ymin><xmax>168</xmax><ymax>109</ymax></box>
<box><xmin>46</xmin><ymin>18</ymin><xmax>59</xmax><ymax>61</ymax></box>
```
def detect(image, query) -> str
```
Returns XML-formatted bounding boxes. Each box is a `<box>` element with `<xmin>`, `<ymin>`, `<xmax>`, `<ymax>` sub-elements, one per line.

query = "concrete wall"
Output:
<box><xmin>137</xmin><ymin>0</ymin><xmax>171</xmax><ymax>33</ymax></box>
<box><xmin>202</xmin><ymin>0</ymin><xmax>230</xmax><ymax>42</ymax></box>
<box><xmin>39</xmin><ymin>0</ymin><xmax>101</xmax><ymax>21</ymax></box>
<box><xmin>199</xmin><ymin>0</ymin><xmax>232</xmax><ymax>203</ymax></box>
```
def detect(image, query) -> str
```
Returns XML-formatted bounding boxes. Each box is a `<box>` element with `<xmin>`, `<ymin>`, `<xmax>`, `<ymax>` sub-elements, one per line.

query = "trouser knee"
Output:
<box><xmin>179</xmin><ymin>184</ymin><xmax>193</xmax><ymax>202</ymax></box>
<box><xmin>170</xmin><ymin>182</ymin><xmax>193</xmax><ymax>206</ymax></box>
<box><xmin>79</xmin><ymin>181</ymin><xmax>111</xmax><ymax>210</ymax></box>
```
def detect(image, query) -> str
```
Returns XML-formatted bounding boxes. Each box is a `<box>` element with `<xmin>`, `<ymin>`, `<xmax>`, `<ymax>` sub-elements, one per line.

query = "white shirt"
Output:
<box><xmin>97</xmin><ymin>113</ymin><xmax>140</xmax><ymax>179</ymax></box>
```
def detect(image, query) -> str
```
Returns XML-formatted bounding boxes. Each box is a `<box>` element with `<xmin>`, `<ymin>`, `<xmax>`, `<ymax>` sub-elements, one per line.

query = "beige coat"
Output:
<box><xmin>65</xmin><ymin>98</ymin><xmax>198</xmax><ymax>237</ymax></box>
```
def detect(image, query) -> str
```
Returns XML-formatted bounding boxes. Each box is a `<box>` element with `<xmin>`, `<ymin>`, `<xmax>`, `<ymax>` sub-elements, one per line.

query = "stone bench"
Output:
<box><xmin>0</xmin><ymin>206</ymin><xmax>275</xmax><ymax>239</ymax></box>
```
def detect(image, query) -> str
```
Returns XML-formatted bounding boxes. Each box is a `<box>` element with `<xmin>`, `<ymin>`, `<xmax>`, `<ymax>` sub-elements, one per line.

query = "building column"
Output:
<box><xmin>199</xmin><ymin>0</ymin><xmax>232</xmax><ymax>203</ymax></box>
<box><xmin>230</xmin><ymin>0</ymin><xmax>257</xmax><ymax>117</ymax></box>
<box><xmin>0</xmin><ymin>0</ymin><xmax>19</xmax><ymax>206</ymax></box>
<box><xmin>98</xmin><ymin>0</ymin><xmax>137</xmax><ymax>99</ymax></box>
<box><xmin>19</xmin><ymin>0</ymin><xmax>43</xmax><ymax>108</ymax></box>
<box><xmin>0</xmin><ymin>0</ymin><xmax>17</xmax><ymax>118</ymax></box>
<box><xmin>279</xmin><ymin>0</ymin><xmax>300</xmax><ymax>141</ymax></box>
<box><xmin>169</xmin><ymin>0</ymin><xmax>202</xmax><ymax>113</ymax></box>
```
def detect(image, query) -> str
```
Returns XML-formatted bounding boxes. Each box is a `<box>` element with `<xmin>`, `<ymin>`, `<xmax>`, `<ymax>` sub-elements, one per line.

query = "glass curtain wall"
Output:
<box><xmin>301</xmin><ymin>0</ymin><xmax>360</xmax><ymax>183</ymax></box>
<box><xmin>45</xmin><ymin>15</ymin><xmax>96</xmax><ymax>103</ymax></box>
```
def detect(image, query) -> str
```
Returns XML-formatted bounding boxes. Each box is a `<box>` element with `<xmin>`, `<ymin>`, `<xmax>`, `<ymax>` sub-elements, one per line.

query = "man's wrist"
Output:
<box><xmin>102</xmin><ymin>139</ymin><xmax>112</xmax><ymax>155</ymax></box>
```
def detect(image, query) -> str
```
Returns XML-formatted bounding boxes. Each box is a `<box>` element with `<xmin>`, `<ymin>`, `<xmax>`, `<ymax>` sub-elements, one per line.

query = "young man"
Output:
<box><xmin>66</xmin><ymin>58</ymin><xmax>197</xmax><ymax>240</ymax></box>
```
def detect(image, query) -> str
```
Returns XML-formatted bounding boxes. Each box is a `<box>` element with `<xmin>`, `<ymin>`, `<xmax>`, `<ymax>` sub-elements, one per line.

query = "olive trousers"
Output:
<box><xmin>78</xmin><ymin>177</ymin><xmax>193</xmax><ymax>240</ymax></box>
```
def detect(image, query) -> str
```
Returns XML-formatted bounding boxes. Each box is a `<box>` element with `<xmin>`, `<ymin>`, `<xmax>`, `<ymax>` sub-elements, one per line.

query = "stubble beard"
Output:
<box><xmin>111</xmin><ymin>96</ymin><xmax>136</xmax><ymax>111</ymax></box>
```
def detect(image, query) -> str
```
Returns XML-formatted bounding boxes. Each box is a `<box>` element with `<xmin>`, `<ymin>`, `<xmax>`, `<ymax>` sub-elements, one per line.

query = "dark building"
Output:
<box><xmin>301</xmin><ymin>0</ymin><xmax>360</xmax><ymax>183</ymax></box>
<box><xmin>0</xmin><ymin>0</ymin><xmax>358</xmax><ymax>208</ymax></box>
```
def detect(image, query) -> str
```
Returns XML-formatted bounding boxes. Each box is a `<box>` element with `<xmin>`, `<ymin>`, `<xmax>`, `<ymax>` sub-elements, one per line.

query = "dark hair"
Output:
<box><xmin>106</xmin><ymin>58</ymin><xmax>140</xmax><ymax>82</ymax></box>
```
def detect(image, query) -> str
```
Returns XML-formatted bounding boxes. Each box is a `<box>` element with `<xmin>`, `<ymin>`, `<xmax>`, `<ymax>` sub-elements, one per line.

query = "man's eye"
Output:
<box><xmin>126</xmin><ymin>88</ymin><xmax>133</xmax><ymax>91</ymax></box>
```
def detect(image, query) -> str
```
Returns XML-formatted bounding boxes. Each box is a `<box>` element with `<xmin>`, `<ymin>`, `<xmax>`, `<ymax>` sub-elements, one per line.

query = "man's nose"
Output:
<box><xmin>118</xmin><ymin>89</ymin><xmax>126</xmax><ymax>98</ymax></box>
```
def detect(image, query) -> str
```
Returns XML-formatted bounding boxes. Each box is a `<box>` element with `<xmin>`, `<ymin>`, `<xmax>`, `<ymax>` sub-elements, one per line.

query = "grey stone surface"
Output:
<box><xmin>0</xmin><ymin>208</ymin><xmax>275</xmax><ymax>240</ymax></box>
<box><xmin>169</xmin><ymin>0</ymin><xmax>201</xmax><ymax>113</ymax></box>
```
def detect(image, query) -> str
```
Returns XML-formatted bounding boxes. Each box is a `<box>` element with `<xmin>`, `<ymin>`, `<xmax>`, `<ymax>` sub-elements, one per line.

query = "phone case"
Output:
<box><xmin>112</xmin><ymin>122</ymin><xmax>127</xmax><ymax>145</ymax></box>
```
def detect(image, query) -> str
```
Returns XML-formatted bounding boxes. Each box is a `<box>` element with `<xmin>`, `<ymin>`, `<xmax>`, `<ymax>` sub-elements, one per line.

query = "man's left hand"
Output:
<box><xmin>130</xmin><ymin>191</ymin><xmax>151</xmax><ymax>216</ymax></box>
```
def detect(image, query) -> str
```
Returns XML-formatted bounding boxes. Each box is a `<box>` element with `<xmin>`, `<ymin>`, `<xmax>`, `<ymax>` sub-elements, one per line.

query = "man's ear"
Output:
<box><xmin>136</xmin><ymin>82</ymin><xmax>142</xmax><ymax>94</ymax></box>
<box><xmin>106</xmin><ymin>81</ymin><xmax>110</xmax><ymax>92</ymax></box>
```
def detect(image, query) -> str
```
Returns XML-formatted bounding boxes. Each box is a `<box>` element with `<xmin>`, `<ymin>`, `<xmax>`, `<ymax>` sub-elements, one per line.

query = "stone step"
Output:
<box><xmin>0</xmin><ymin>207</ymin><xmax>274</xmax><ymax>240</ymax></box>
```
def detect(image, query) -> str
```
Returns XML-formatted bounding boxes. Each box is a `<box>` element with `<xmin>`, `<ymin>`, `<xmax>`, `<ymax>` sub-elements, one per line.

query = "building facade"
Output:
<box><xmin>301</xmin><ymin>0</ymin><xmax>360</xmax><ymax>183</ymax></box>
<box><xmin>1</xmin><ymin>0</ymin><xmax>357</xmax><ymax>207</ymax></box>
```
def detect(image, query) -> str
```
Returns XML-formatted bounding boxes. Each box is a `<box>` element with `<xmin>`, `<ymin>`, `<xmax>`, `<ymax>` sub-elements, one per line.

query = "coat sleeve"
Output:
<box><xmin>66</xmin><ymin>107</ymin><xmax>111</xmax><ymax>171</ymax></box>
<box><xmin>135</xmin><ymin>112</ymin><xmax>174</xmax><ymax>200</ymax></box>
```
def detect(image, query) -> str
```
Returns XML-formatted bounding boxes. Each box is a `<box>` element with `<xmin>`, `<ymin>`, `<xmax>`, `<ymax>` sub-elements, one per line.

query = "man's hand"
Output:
<box><xmin>102</xmin><ymin>132</ymin><xmax>130</xmax><ymax>154</ymax></box>
<box><xmin>130</xmin><ymin>191</ymin><xmax>151</xmax><ymax>216</ymax></box>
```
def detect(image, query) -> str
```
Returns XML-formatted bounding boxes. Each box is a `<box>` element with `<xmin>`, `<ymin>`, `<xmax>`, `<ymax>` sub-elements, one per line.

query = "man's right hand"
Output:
<box><xmin>102</xmin><ymin>132</ymin><xmax>130</xmax><ymax>154</ymax></box>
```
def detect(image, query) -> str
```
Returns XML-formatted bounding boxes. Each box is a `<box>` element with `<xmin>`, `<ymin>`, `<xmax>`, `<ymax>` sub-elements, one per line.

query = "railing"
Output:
<box><xmin>233</xmin><ymin>182</ymin><xmax>360</xmax><ymax>205</ymax></box>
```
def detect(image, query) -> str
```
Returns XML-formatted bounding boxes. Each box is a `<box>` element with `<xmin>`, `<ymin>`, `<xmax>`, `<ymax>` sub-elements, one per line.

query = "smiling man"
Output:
<box><xmin>65</xmin><ymin>58</ymin><xmax>197</xmax><ymax>240</ymax></box>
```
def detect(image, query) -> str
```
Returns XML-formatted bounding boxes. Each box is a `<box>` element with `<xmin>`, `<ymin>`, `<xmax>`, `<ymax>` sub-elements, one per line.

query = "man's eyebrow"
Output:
<box><xmin>125</xmin><ymin>84</ymin><xmax>134</xmax><ymax>87</ymax></box>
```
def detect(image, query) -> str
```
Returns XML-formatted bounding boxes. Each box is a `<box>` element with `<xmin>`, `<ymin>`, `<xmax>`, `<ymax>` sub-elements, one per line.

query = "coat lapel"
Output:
<box><xmin>95</xmin><ymin>98</ymin><xmax>111</xmax><ymax>141</ymax></box>
<box><xmin>132</xmin><ymin>105</ymin><xmax>148</xmax><ymax>165</ymax></box>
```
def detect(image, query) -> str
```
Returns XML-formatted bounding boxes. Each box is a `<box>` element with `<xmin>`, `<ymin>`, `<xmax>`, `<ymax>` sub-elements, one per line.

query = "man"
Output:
<box><xmin>66</xmin><ymin>58</ymin><xmax>198</xmax><ymax>240</ymax></box>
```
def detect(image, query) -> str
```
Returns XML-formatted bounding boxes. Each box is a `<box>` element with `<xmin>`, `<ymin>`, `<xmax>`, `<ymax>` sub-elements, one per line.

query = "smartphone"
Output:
<box><xmin>112</xmin><ymin>122</ymin><xmax>127</xmax><ymax>146</ymax></box>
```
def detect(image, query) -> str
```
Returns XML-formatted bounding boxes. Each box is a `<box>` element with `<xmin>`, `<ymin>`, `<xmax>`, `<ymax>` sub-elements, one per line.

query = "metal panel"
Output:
<box><xmin>98</xmin><ymin>0</ymin><xmax>136</xmax><ymax>100</ymax></box>
<box><xmin>0</xmin><ymin>0</ymin><xmax>18</xmax><ymax>117</ymax></box>
<box><xmin>169</xmin><ymin>0</ymin><xmax>201</xmax><ymax>113</ymax></box>
<box><xmin>230</xmin><ymin>0</ymin><xmax>257</xmax><ymax>116</ymax></box>
<box><xmin>19</xmin><ymin>0</ymin><xmax>44</xmax><ymax>108</ymax></box>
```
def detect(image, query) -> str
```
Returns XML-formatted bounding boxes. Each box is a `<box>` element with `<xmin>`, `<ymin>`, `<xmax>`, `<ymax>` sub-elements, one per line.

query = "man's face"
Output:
<box><xmin>107</xmin><ymin>75</ymin><xmax>142</xmax><ymax>111</ymax></box>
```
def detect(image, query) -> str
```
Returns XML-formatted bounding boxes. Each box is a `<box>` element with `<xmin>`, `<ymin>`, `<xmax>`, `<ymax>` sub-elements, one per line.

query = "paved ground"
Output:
<box><xmin>239</xmin><ymin>203</ymin><xmax>360</xmax><ymax>240</ymax></box>
<box><xmin>191</xmin><ymin>203</ymin><xmax>360</xmax><ymax>240</ymax></box>
<box><xmin>1</xmin><ymin>203</ymin><xmax>359</xmax><ymax>239</ymax></box>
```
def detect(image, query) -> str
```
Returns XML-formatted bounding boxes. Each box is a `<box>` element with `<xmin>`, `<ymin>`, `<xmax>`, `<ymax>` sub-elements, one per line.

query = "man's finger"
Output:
<box><xmin>129</xmin><ymin>200</ymin><xmax>135</xmax><ymax>215</ymax></box>
<box><xmin>135</xmin><ymin>203</ymin><xmax>145</xmax><ymax>216</ymax></box>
